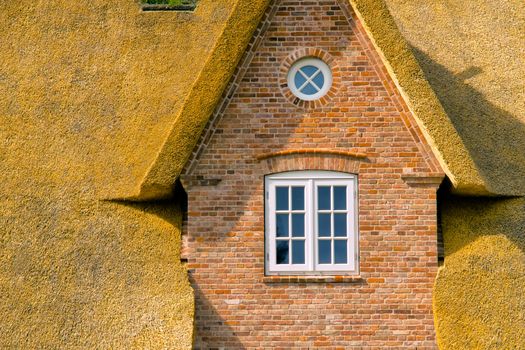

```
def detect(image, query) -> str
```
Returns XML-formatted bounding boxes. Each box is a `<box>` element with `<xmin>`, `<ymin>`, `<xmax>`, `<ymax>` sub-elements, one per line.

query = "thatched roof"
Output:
<box><xmin>118</xmin><ymin>0</ymin><xmax>271</xmax><ymax>200</ymax></box>
<box><xmin>382</xmin><ymin>0</ymin><xmax>525</xmax><ymax>196</ymax></box>
<box><xmin>128</xmin><ymin>0</ymin><xmax>524</xmax><ymax>199</ymax></box>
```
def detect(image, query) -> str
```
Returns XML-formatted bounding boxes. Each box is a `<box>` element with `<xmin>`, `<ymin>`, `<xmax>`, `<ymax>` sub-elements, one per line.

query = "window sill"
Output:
<box><xmin>263</xmin><ymin>275</ymin><xmax>363</xmax><ymax>284</ymax></box>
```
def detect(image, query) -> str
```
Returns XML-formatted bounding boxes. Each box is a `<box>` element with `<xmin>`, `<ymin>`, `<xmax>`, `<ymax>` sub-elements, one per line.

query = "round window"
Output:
<box><xmin>287</xmin><ymin>57</ymin><xmax>333</xmax><ymax>101</ymax></box>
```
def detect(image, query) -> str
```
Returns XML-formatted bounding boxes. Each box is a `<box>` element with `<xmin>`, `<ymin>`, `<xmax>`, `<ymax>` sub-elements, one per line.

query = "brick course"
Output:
<box><xmin>182</xmin><ymin>0</ymin><xmax>443</xmax><ymax>348</ymax></box>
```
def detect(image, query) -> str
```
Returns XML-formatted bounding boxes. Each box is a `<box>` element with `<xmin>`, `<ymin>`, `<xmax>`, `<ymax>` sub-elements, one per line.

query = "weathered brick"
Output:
<box><xmin>182</xmin><ymin>0</ymin><xmax>442</xmax><ymax>349</ymax></box>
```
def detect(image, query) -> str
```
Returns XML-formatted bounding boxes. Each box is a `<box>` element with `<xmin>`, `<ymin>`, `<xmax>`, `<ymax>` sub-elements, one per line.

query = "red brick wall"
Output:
<box><xmin>182</xmin><ymin>0</ymin><xmax>443</xmax><ymax>348</ymax></box>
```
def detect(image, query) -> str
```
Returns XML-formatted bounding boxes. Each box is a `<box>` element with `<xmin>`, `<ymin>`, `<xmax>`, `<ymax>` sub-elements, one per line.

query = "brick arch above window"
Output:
<box><xmin>279</xmin><ymin>48</ymin><xmax>342</xmax><ymax>109</ymax></box>
<box><xmin>257</xmin><ymin>149</ymin><xmax>369</xmax><ymax>175</ymax></box>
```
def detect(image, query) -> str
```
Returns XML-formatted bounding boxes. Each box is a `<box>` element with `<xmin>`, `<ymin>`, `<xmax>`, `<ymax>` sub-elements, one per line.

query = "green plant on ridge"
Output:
<box><xmin>143</xmin><ymin>0</ymin><xmax>197</xmax><ymax>6</ymax></box>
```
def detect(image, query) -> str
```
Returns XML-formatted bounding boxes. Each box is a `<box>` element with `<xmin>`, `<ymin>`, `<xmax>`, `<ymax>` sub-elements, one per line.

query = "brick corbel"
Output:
<box><xmin>180</xmin><ymin>175</ymin><xmax>222</xmax><ymax>190</ymax></box>
<box><xmin>401</xmin><ymin>173</ymin><xmax>445</xmax><ymax>187</ymax></box>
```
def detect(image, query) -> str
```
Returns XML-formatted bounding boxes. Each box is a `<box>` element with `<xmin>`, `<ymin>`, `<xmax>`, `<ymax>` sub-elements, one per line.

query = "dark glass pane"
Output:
<box><xmin>291</xmin><ymin>187</ymin><xmax>305</xmax><ymax>210</ymax></box>
<box><xmin>294</xmin><ymin>72</ymin><xmax>307</xmax><ymax>90</ymax></box>
<box><xmin>292</xmin><ymin>240</ymin><xmax>305</xmax><ymax>264</ymax></box>
<box><xmin>318</xmin><ymin>240</ymin><xmax>331</xmax><ymax>264</ymax></box>
<box><xmin>333</xmin><ymin>186</ymin><xmax>347</xmax><ymax>210</ymax></box>
<box><xmin>300</xmin><ymin>65</ymin><xmax>318</xmax><ymax>77</ymax></box>
<box><xmin>292</xmin><ymin>213</ymin><xmax>305</xmax><ymax>237</ymax></box>
<box><xmin>318</xmin><ymin>213</ymin><xmax>331</xmax><ymax>237</ymax></box>
<box><xmin>334</xmin><ymin>240</ymin><xmax>348</xmax><ymax>264</ymax></box>
<box><xmin>276</xmin><ymin>240</ymin><xmax>289</xmax><ymax>265</ymax></box>
<box><xmin>276</xmin><ymin>187</ymin><xmax>289</xmax><ymax>211</ymax></box>
<box><xmin>312</xmin><ymin>71</ymin><xmax>325</xmax><ymax>89</ymax></box>
<box><xmin>301</xmin><ymin>83</ymin><xmax>318</xmax><ymax>95</ymax></box>
<box><xmin>318</xmin><ymin>186</ymin><xmax>331</xmax><ymax>210</ymax></box>
<box><xmin>276</xmin><ymin>214</ymin><xmax>289</xmax><ymax>237</ymax></box>
<box><xmin>334</xmin><ymin>213</ymin><xmax>347</xmax><ymax>237</ymax></box>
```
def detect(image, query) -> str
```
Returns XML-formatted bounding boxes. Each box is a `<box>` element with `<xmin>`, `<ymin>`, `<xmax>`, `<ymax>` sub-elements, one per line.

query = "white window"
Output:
<box><xmin>287</xmin><ymin>57</ymin><xmax>333</xmax><ymax>101</ymax></box>
<box><xmin>265</xmin><ymin>171</ymin><xmax>359</xmax><ymax>275</ymax></box>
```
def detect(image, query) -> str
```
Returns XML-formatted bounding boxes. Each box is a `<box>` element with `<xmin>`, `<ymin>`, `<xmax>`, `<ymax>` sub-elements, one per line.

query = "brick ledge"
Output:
<box><xmin>256</xmin><ymin>149</ymin><xmax>368</xmax><ymax>161</ymax></box>
<box><xmin>401</xmin><ymin>173</ymin><xmax>445</xmax><ymax>185</ymax></box>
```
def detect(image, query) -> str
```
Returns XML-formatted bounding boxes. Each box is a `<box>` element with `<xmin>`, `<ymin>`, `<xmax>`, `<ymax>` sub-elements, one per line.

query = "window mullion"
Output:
<box><xmin>288</xmin><ymin>186</ymin><xmax>292</xmax><ymax>266</ymax></box>
<box><xmin>330</xmin><ymin>186</ymin><xmax>334</xmax><ymax>266</ymax></box>
<box><xmin>309</xmin><ymin>179</ymin><xmax>315</xmax><ymax>272</ymax></box>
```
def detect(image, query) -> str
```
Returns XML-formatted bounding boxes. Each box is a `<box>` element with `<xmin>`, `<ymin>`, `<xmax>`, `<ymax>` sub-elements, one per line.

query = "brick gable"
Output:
<box><xmin>181</xmin><ymin>0</ymin><xmax>443</xmax><ymax>348</ymax></box>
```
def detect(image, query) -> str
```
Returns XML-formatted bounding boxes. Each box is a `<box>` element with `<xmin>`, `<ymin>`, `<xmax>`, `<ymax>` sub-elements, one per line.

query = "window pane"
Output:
<box><xmin>334</xmin><ymin>213</ymin><xmax>347</xmax><ymax>237</ymax></box>
<box><xmin>292</xmin><ymin>240</ymin><xmax>305</xmax><ymax>264</ymax></box>
<box><xmin>294</xmin><ymin>72</ymin><xmax>307</xmax><ymax>90</ymax></box>
<box><xmin>300</xmin><ymin>65</ymin><xmax>318</xmax><ymax>77</ymax></box>
<box><xmin>276</xmin><ymin>240</ymin><xmax>289</xmax><ymax>265</ymax></box>
<box><xmin>292</xmin><ymin>187</ymin><xmax>304</xmax><ymax>210</ymax></box>
<box><xmin>318</xmin><ymin>213</ymin><xmax>331</xmax><ymax>237</ymax></box>
<box><xmin>301</xmin><ymin>83</ymin><xmax>318</xmax><ymax>95</ymax></box>
<box><xmin>312</xmin><ymin>71</ymin><xmax>325</xmax><ymax>89</ymax></box>
<box><xmin>292</xmin><ymin>213</ymin><xmax>305</xmax><ymax>237</ymax></box>
<box><xmin>333</xmin><ymin>186</ymin><xmax>347</xmax><ymax>210</ymax></box>
<box><xmin>276</xmin><ymin>187</ymin><xmax>289</xmax><ymax>211</ymax></box>
<box><xmin>334</xmin><ymin>240</ymin><xmax>348</xmax><ymax>264</ymax></box>
<box><xmin>318</xmin><ymin>240</ymin><xmax>331</xmax><ymax>264</ymax></box>
<box><xmin>276</xmin><ymin>214</ymin><xmax>289</xmax><ymax>237</ymax></box>
<box><xmin>318</xmin><ymin>186</ymin><xmax>331</xmax><ymax>210</ymax></box>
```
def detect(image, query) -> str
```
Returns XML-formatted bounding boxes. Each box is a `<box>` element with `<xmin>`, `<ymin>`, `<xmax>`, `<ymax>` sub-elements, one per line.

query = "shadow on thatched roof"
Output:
<box><xmin>412</xmin><ymin>46</ymin><xmax>525</xmax><ymax>196</ymax></box>
<box><xmin>383</xmin><ymin>0</ymin><xmax>525</xmax><ymax>196</ymax></box>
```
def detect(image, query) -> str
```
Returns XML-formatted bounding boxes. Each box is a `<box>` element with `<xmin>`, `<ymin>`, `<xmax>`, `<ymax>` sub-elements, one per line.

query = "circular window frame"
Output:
<box><xmin>279</xmin><ymin>48</ymin><xmax>341</xmax><ymax>109</ymax></box>
<box><xmin>287</xmin><ymin>58</ymin><xmax>333</xmax><ymax>101</ymax></box>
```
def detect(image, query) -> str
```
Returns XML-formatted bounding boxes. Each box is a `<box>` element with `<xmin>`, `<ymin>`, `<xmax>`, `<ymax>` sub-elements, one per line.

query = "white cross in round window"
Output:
<box><xmin>287</xmin><ymin>57</ymin><xmax>333</xmax><ymax>101</ymax></box>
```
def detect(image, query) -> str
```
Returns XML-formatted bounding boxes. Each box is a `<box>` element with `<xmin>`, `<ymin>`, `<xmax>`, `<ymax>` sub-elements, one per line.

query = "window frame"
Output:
<box><xmin>287</xmin><ymin>58</ymin><xmax>333</xmax><ymax>101</ymax></box>
<box><xmin>265</xmin><ymin>171</ymin><xmax>359</xmax><ymax>276</ymax></box>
